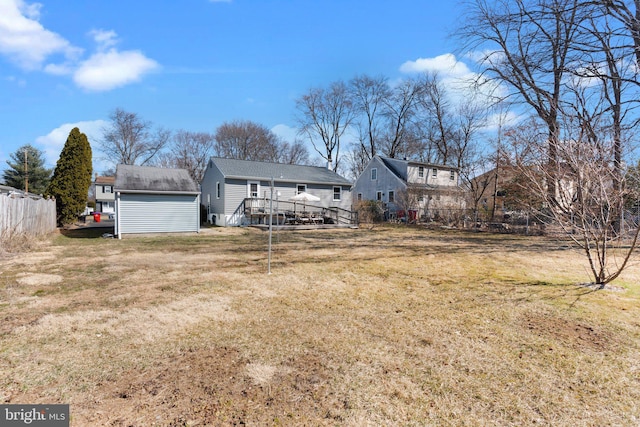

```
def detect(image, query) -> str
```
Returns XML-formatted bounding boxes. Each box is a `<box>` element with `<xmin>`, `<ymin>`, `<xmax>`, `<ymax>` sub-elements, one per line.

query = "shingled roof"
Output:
<box><xmin>115</xmin><ymin>165</ymin><xmax>199</xmax><ymax>194</ymax></box>
<box><xmin>209</xmin><ymin>157</ymin><xmax>352</xmax><ymax>186</ymax></box>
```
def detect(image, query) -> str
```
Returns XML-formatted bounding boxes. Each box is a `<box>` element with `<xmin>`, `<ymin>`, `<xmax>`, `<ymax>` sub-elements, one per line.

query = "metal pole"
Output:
<box><xmin>268</xmin><ymin>177</ymin><xmax>274</xmax><ymax>274</ymax></box>
<box><xmin>24</xmin><ymin>148</ymin><xmax>28</xmax><ymax>193</ymax></box>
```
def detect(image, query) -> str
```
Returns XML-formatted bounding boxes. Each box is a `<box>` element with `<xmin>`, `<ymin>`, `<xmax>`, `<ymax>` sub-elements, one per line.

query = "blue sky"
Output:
<box><xmin>0</xmin><ymin>0</ymin><xmax>472</xmax><ymax>175</ymax></box>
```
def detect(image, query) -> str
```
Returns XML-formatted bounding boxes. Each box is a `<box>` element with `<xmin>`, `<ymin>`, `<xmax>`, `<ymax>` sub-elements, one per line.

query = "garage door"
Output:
<box><xmin>118</xmin><ymin>193</ymin><xmax>199</xmax><ymax>235</ymax></box>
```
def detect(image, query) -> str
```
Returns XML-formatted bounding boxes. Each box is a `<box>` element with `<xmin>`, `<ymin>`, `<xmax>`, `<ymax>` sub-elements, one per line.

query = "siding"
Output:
<box><xmin>117</xmin><ymin>193</ymin><xmax>199</xmax><ymax>235</ymax></box>
<box><xmin>353</xmin><ymin>157</ymin><xmax>406</xmax><ymax>203</ymax></box>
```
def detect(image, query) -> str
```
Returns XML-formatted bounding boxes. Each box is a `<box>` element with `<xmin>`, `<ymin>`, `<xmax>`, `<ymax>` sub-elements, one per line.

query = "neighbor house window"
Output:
<box><xmin>104</xmin><ymin>185</ymin><xmax>112</xmax><ymax>193</ymax></box>
<box><xmin>297</xmin><ymin>184</ymin><xmax>306</xmax><ymax>194</ymax></box>
<box><xmin>376</xmin><ymin>191</ymin><xmax>382</xmax><ymax>201</ymax></box>
<box><xmin>371</xmin><ymin>168</ymin><xmax>377</xmax><ymax>180</ymax></box>
<box><xmin>216</xmin><ymin>182</ymin><xmax>221</xmax><ymax>199</ymax></box>
<box><xmin>418</xmin><ymin>166</ymin><xmax>424</xmax><ymax>178</ymax></box>
<box><xmin>432</xmin><ymin>168</ymin><xmax>438</xmax><ymax>177</ymax></box>
<box><xmin>388</xmin><ymin>191</ymin><xmax>395</xmax><ymax>203</ymax></box>
<box><xmin>333</xmin><ymin>186</ymin><xmax>341</xmax><ymax>201</ymax></box>
<box><xmin>450</xmin><ymin>171</ymin><xmax>455</xmax><ymax>181</ymax></box>
<box><xmin>357</xmin><ymin>193</ymin><xmax>363</xmax><ymax>201</ymax></box>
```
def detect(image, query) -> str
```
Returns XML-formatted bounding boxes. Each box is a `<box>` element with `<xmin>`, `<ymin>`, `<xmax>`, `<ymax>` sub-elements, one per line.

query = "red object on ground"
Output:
<box><xmin>93</xmin><ymin>213</ymin><xmax>101</xmax><ymax>223</ymax></box>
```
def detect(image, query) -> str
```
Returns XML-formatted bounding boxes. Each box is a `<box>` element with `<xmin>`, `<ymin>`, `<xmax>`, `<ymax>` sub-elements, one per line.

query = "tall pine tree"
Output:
<box><xmin>2</xmin><ymin>145</ymin><xmax>52</xmax><ymax>194</ymax></box>
<box><xmin>46</xmin><ymin>128</ymin><xmax>93</xmax><ymax>225</ymax></box>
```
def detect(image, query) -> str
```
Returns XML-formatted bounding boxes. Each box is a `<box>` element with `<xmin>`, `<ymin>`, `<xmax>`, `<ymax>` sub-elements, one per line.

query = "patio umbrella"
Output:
<box><xmin>289</xmin><ymin>191</ymin><xmax>320</xmax><ymax>212</ymax></box>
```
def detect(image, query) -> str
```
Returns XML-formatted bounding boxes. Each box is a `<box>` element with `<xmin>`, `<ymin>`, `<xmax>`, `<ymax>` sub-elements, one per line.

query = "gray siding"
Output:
<box><xmin>117</xmin><ymin>193</ymin><xmax>199</xmax><ymax>235</ymax></box>
<box><xmin>353</xmin><ymin>157</ymin><xmax>406</xmax><ymax>204</ymax></box>
<box><xmin>201</xmin><ymin>162</ymin><xmax>225</xmax><ymax>219</ymax></box>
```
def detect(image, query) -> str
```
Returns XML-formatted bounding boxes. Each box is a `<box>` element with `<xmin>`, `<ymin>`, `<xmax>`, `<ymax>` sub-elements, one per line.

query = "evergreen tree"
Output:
<box><xmin>46</xmin><ymin>128</ymin><xmax>93</xmax><ymax>225</ymax></box>
<box><xmin>2</xmin><ymin>145</ymin><xmax>52</xmax><ymax>194</ymax></box>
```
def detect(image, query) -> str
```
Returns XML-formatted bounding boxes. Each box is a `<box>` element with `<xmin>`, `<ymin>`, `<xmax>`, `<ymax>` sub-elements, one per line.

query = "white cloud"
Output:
<box><xmin>271</xmin><ymin>124</ymin><xmax>298</xmax><ymax>142</ymax></box>
<box><xmin>0</xmin><ymin>0</ymin><xmax>81</xmax><ymax>70</ymax></box>
<box><xmin>89</xmin><ymin>29</ymin><xmax>118</xmax><ymax>50</ymax></box>
<box><xmin>400</xmin><ymin>53</ymin><xmax>472</xmax><ymax>78</ymax></box>
<box><xmin>0</xmin><ymin>1</ymin><xmax>158</xmax><ymax>91</ymax></box>
<box><xmin>73</xmin><ymin>49</ymin><xmax>159</xmax><ymax>91</ymax></box>
<box><xmin>35</xmin><ymin>120</ymin><xmax>108</xmax><ymax>169</ymax></box>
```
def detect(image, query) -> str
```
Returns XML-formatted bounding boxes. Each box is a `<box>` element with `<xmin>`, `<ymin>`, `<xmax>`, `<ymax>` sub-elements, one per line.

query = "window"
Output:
<box><xmin>388</xmin><ymin>191</ymin><xmax>395</xmax><ymax>203</ymax></box>
<box><xmin>357</xmin><ymin>193</ymin><xmax>363</xmax><ymax>201</ymax></box>
<box><xmin>248</xmin><ymin>181</ymin><xmax>259</xmax><ymax>198</ymax></box>
<box><xmin>371</xmin><ymin>168</ymin><xmax>377</xmax><ymax>180</ymax></box>
<box><xmin>104</xmin><ymin>185</ymin><xmax>112</xmax><ymax>193</ymax></box>
<box><xmin>333</xmin><ymin>186</ymin><xmax>341</xmax><ymax>201</ymax></box>
<box><xmin>432</xmin><ymin>168</ymin><xmax>438</xmax><ymax>177</ymax></box>
<box><xmin>418</xmin><ymin>196</ymin><xmax>424</xmax><ymax>202</ymax></box>
<box><xmin>450</xmin><ymin>171</ymin><xmax>455</xmax><ymax>181</ymax></box>
<box><xmin>297</xmin><ymin>184</ymin><xmax>306</xmax><ymax>194</ymax></box>
<box><xmin>376</xmin><ymin>191</ymin><xmax>383</xmax><ymax>201</ymax></box>
<box><xmin>216</xmin><ymin>182</ymin><xmax>221</xmax><ymax>199</ymax></box>
<box><xmin>418</xmin><ymin>166</ymin><xmax>424</xmax><ymax>178</ymax></box>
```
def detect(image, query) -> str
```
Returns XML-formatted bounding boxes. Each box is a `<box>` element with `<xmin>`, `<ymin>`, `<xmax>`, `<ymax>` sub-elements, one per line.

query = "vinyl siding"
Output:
<box><xmin>118</xmin><ymin>193</ymin><xmax>199</xmax><ymax>234</ymax></box>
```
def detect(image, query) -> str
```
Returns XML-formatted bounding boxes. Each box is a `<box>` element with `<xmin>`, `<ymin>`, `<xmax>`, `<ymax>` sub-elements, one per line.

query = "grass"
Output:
<box><xmin>0</xmin><ymin>225</ymin><xmax>639</xmax><ymax>426</ymax></box>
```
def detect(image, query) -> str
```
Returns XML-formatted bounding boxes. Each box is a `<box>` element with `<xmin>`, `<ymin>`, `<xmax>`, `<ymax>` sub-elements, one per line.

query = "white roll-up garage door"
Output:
<box><xmin>118</xmin><ymin>193</ymin><xmax>199</xmax><ymax>235</ymax></box>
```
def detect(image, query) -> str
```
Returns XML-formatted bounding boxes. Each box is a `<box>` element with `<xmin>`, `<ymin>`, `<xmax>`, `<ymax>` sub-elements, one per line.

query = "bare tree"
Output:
<box><xmin>156</xmin><ymin>130</ymin><xmax>215</xmax><ymax>182</ymax></box>
<box><xmin>101</xmin><ymin>108</ymin><xmax>170</xmax><ymax>166</ymax></box>
<box><xmin>295</xmin><ymin>81</ymin><xmax>355</xmax><ymax>171</ymax></box>
<box><xmin>276</xmin><ymin>139</ymin><xmax>310</xmax><ymax>165</ymax></box>
<box><xmin>381</xmin><ymin>77</ymin><xmax>424</xmax><ymax>159</ymax></box>
<box><xmin>458</xmin><ymin>0</ymin><xmax>583</xmax><ymax>201</ymax></box>
<box><xmin>505</xmin><ymin>118</ymin><xmax>640</xmax><ymax>286</ymax></box>
<box><xmin>349</xmin><ymin>74</ymin><xmax>390</xmax><ymax>164</ymax></box>
<box><xmin>214</xmin><ymin>120</ymin><xmax>280</xmax><ymax>162</ymax></box>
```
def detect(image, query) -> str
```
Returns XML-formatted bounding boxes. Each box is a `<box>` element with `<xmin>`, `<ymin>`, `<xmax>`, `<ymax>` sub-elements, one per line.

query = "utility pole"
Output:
<box><xmin>24</xmin><ymin>148</ymin><xmax>28</xmax><ymax>193</ymax></box>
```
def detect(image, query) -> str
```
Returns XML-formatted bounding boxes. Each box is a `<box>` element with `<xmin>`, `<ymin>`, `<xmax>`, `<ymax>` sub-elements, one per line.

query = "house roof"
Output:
<box><xmin>209</xmin><ymin>157</ymin><xmax>352</xmax><ymax>186</ymax></box>
<box><xmin>376</xmin><ymin>156</ymin><xmax>458</xmax><ymax>181</ymax></box>
<box><xmin>115</xmin><ymin>164</ymin><xmax>199</xmax><ymax>194</ymax></box>
<box><xmin>95</xmin><ymin>176</ymin><xmax>115</xmax><ymax>185</ymax></box>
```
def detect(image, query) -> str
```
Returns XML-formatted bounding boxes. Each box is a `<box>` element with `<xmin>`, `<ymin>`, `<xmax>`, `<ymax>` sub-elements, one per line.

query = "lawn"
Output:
<box><xmin>0</xmin><ymin>225</ymin><xmax>639</xmax><ymax>426</ymax></box>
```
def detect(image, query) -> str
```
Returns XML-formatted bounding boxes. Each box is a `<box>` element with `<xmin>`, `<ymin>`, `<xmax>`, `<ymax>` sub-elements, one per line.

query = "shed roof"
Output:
<box><xmin>209</xmin><ymin>157</ymin><xmax>352</xmax><ymax>186</ymax></box>
<box><xmin>115</xmin><ymin>165</ymin><xmax>199</xmax><ymax>194</ymax></box>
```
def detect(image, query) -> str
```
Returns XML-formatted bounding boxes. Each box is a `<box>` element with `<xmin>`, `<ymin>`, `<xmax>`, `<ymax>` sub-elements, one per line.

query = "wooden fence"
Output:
<box><xmin>0</xmin><ymin>193</ymin><xmax>57</xmax><ymax>237</ymax></box>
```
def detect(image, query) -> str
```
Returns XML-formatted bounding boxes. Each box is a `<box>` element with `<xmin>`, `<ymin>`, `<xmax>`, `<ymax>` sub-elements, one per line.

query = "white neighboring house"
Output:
<box><xmin>353</xmin><ymin>155</ymin><xmax>465</xmax><ymax>220</ymax></box>
<box><xmin>114</xmin><ymin>165</ymin><xmax>200</xmax><ymax>238</ymax></box>
<box><xmin>200</xmin><ymin>157</ymin><xmax>353</xmax><ymax>226</ymax></box>
<box><xmin>94</xmin><ymin>175</ymin><xmax>115</xmax><ymax>214</ymax></box>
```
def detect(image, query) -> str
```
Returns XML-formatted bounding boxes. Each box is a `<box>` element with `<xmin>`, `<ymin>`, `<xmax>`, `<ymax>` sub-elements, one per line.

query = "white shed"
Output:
<box><xmin>114</xmin><ymin>165</ymin><xmax>200</xmax><ymax>238</ymax></box>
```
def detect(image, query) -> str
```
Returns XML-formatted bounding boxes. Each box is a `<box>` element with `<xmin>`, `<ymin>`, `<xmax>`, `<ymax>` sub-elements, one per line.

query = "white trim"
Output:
<box><xmin>247</xmin><ymin>181</ymin><xmax>260</xmax><ymax>198</ymax></box>
<box><xmin>333</xmin><ymin>186</ymin><xmax>341</xmax><ymax>201</ymax></box>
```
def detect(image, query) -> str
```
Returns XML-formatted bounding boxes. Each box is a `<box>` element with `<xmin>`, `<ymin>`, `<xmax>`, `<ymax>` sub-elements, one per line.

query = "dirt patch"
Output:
<box><xmin>521</xmin><ymin>310</ymin><xmax>614</xmax><ymax>352</ymax></box>
<box><xmin>78</xmin><ymin>347</ymin><xmax>346</xmax><ymax>426</ymax></box>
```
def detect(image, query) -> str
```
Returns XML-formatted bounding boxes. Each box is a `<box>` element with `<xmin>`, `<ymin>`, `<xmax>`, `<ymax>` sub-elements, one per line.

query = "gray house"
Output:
<box><xmin>353</xmin><ymin>155</ymin><xmax>465</xmax><ymax>220</ymax></box>
<box><xmin>201</xmin><ymin>157</ymin><xmax>353</xmax><ymax>226</ymax></box>
<box><xmin>114</xmin><ymin>164</ymin><xmax>200</xmax><ymax>238</ymax></box>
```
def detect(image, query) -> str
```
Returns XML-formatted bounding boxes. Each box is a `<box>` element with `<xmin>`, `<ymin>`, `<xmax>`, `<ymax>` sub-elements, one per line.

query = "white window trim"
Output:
<box><xmin>432</xmin><ymin>168</ymin><xmax>438</xmax><ymax>177</ymax></box>
<box><xmin>418</xmin><ymin>166</ymin><xmax>424</xmax><ymax>178</ymax></box>
<box><xmin>216</xmin><ymin>181</ymin><xmax>221</xmax><ymax>199</ymax></box>
<box><xmin>333</xmin><ymin>186</ymin><xmax>341</xmax><ymax>201</ymax></box>
<box><xmin>388</xmin><ymin>190</ymin><xmax>395</xmax><ymax>203</ymax></box>
<box><xmin>248</xmin><ymin>181</ymin><xmax>260</xmax><ymax>198</ymax></box>
<box><xmin>296</xmin><ymin>184</ymin><xmax>307</xmax><ymax>194</ymax></box>
<box><xmin>371</xmin><ymin>168</ymin><xmax>377</xmax><ymax>180</ymax></box>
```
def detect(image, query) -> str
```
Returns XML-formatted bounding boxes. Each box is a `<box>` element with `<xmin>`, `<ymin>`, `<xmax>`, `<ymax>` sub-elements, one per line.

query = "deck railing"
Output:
<box><xmin>234</xmin><ymin>197</ymin><xmax>357</xmax><ymax>227</ymax></box>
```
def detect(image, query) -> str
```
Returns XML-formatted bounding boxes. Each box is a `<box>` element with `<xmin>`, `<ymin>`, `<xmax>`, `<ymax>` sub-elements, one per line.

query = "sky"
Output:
<box><xmin>0</xmin><ymin>0</ymin><xmax>476</xmax><ymax>175</ymax></box>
